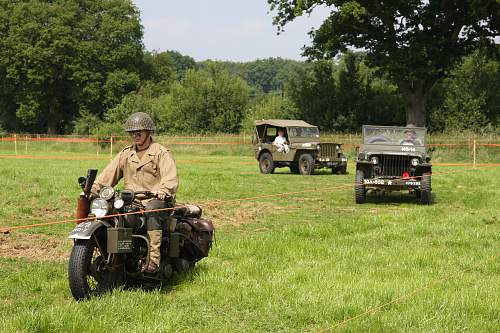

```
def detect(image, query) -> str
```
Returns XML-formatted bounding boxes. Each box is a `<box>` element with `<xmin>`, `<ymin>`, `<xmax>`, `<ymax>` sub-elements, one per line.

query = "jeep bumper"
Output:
<box><xmin>317</xmin><ymin>157</ymin><xmax>347</xmax><ymax>167</ymax></box>
<box><xmin>363</xmin><ymin>178</ymin><xmax>421</xmax><ymax>188</ymax></box>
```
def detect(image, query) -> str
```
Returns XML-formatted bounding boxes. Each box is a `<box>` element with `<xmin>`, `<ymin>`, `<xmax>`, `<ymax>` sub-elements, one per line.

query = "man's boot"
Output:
<box><xmin>146</xmin><ymin>230</ymin><xmax>162</xmax><ymax>273</ymax></box>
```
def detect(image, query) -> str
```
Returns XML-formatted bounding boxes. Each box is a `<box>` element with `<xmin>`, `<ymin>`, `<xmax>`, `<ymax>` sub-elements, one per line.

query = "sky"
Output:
<box><xmin>131</xmin><ymin>0</ymin><xmax>330</xmax><ymax>62</ymax></box>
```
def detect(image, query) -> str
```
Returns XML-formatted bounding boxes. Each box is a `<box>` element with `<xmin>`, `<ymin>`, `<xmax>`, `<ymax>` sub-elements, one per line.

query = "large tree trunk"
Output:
<box><xmin>398</xmin><ymin>79</ymin><xmax>434</xmax><ymax>127</ymax></box>
<box><xmin>47</xmin><ymin>96</ymin><xmax>60</xmax><ymax>134</ymax></box>
<box><xmin>47</xmin><ymin>117</ymin><xmax>57</xmax><ymax>134</ymax></box>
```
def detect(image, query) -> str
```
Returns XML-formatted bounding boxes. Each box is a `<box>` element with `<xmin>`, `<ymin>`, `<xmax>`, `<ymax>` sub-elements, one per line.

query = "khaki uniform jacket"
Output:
<box><xmin>91</xmin><ymin>140</ymin><xmax>178</xmax><ymax>198</ymax></box>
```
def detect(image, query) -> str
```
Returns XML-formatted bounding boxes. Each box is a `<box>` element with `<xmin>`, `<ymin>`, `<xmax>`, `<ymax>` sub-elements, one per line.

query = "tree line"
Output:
<box><xmin>0</xmin><ymin>0</ymin><xmax>498</xmax><ymax>135</ymax></box>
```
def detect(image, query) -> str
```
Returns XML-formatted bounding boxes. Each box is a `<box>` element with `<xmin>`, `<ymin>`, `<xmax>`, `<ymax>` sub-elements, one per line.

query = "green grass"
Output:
<box><xmin>0</xmin><ymin>148</ymin><xmax>499</xmax><ymax>332</ymax></box>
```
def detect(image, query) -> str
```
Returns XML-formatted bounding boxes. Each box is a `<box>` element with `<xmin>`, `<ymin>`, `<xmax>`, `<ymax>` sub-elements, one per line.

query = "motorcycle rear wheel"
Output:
<box><xmin>68</xmin><ymin>232</ymin><xmax>115</xmax><ymax>301</ymax></box>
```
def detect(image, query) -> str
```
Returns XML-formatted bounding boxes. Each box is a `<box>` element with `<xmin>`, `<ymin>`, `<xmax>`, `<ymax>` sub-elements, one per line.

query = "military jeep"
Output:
<box><xmin>253</xmin><ymin>119</ymin><xmax>347</xmax><ymax>175</ymax></box>
<box><xmin>355</xmin><ymin>125</ymin><xmax>432</xmax><ymax>204</ymax></box>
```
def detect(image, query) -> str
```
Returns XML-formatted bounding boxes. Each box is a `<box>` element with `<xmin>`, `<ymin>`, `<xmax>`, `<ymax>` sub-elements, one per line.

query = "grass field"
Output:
<box><xmin>0</xmin><ymin>146</ymin><xmax>499</xmax><ymax>332</ymax></box>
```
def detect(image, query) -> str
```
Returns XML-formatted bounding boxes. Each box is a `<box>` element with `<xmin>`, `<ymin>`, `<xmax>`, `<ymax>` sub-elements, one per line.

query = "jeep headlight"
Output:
<box><xmin>317</xmin><ymin>144</ymin><xmax>321</xmax><ymax>152</ymax></box>
<box><xmin>371</xmin><ymin>156</ymin><xmax>379</xmax><ymax>165</ymax></box>
<box><xmin>90</xmin><ymin>198</ymin><xmax>109</xmax><ymax>218</ymax></box>
<box><xmin>411</xmin><ymin>158</ymin><xmax>419</xmax><ymax>166</ymax></box>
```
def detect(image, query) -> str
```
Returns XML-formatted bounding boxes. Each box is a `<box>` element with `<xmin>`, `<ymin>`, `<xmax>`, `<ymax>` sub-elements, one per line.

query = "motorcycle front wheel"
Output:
<box><xmin>68</xmin><ymin>231</ymin><xmax>115</xmax><ymax>301</ymax></box>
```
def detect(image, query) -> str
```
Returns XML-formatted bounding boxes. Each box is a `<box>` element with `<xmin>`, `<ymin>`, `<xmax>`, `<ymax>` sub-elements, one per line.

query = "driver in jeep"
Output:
<box><xmin>91</xmin><ymin>112</ymin><xmax>178</xmax><ymax>273</ymax></box>
<box><xmin>400</xmin><ymin>126</ymin><xmax>422</xmax><ymax>146</ymax></box>
<box><xmin>273</xmin><ymin>128</ymin><xmax>290</xmax><ymax>153</ymax></box>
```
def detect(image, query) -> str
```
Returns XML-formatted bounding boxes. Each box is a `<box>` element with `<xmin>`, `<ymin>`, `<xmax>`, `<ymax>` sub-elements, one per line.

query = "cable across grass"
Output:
<box><xmin>0</xmin><ymin>151</ymin><xmax>498</xmax><ymax>332</ymax></box>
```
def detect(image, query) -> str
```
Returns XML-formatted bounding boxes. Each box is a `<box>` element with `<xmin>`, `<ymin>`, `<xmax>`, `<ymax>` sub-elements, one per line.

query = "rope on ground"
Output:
<box><xmin>315</xmin><ymin>253</ymin><xmax>500</xmax><ymax>333</ymax></box>
<box><xmin>0</xmin><ymin>164</ymin><xmax>498</xmax><ymax>234</ymax></box>
<box><xmin>0</xmin><ymin>183</ymin><xmax>355</xmax><ymax>234</ymax></box>
<box><xmin>0</xmin><ymin>205</ymin><xmax>188</xmax><ymax>234</ymax></box>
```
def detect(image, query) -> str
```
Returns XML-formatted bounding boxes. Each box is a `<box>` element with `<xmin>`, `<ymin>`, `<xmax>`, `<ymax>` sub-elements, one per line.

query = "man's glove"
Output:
<box><xmin>155</xmin><ymin>191</ymin><xmax>167</xmax><ymax>200</ymax></box>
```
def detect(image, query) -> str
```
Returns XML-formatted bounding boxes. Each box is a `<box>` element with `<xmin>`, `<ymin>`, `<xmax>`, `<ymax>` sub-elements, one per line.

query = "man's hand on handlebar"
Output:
<box><xmin>154</xmin><ymin>191</ymin><xmax>167</xmax><ymax>200</ymax></box>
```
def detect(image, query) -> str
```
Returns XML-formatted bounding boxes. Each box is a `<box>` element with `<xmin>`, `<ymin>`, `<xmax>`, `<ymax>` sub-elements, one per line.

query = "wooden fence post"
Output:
<box><xmin>110</xmin><ymin>136</ymin><xmax>113</xmax><ymax>158</ymax></box>
<box><xmin>14</xmin><ymin>134</ymin><xmax>17</xmax><ymax>155</ymax></box>
<box><xmin>25</xmin><ymin>136</ymin><xmax>28</xmax><ymax>154</ymax></box>
<box><xmin>473</xmin><ymin>140</ymin><xmax>476</xmax><ymax>169</ymax></box>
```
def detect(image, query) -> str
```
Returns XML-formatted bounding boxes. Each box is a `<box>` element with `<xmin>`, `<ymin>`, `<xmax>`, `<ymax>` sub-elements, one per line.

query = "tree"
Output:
<box><xmin>241</xmin><ymin>94</ymin><xmax>300</xmax><ymax>132</ymax></box>
<box><xmin>199</xmin><ymin>58</ymin><xmax>311</xmax><ymax>93</ymax></box>
<box><xmin>140</xmin><ymin>50</ymin><xmax>197</xmax><ymax>96</ymax></box>
<box><xmin>429</xmin><ymin>48</ymin><xmax>500</xmax><ymax>132</ymax></box>
<box><xmin>141</xmin><ymin>51</ymin><xmax>177</xmax><ymax>94</ymax></box>
<box><xmin>268</xmin><ymin>0</ymin><xmax>500</xmax><ymax>126</ymax></box>
<box><xmin>0</xmin><ymin>0</ymin><xmax>144</xmax><ymax>133</ymax></box>
<box><xmin>287</xmin><ymin>60</ymin><xmax>338</xmax><ymax>129</ymax></box>
<box><xmin>287</xmin><ymin>54</ymin><xmax>404</xmax><ymax>132</ymax></box>
<box><xmin>162</xmin><ymin>50</ymin><xmax>197</xmax><ymax>79</ymax></box>
<box><xmin>335</xmin><ymin>52</ymin><xmax>365</xmax><ymax>130</ymax></box>
<box><xmin>160</xmin><ymin>64</ymin><xmax>251</xmax><ymax>133</ymax></box>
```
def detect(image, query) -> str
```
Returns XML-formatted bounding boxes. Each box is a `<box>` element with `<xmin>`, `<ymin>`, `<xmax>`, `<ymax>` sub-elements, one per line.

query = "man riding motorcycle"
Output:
<box><xmin>91</xmin><ymin>112</ymin><xmax>178</xmax><ymax>273</ymax></box>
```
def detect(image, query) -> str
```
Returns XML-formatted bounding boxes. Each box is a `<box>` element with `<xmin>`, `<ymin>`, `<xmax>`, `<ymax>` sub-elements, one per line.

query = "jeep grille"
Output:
<box><xmin>319</xmin><ymin>143</ymin><xmax>337</xmax><ymax>158</ymax></box>
<box><xmin>379</xmin><ymin>155</ymin><xmax>411</xmax><ymax>177</ymax></box>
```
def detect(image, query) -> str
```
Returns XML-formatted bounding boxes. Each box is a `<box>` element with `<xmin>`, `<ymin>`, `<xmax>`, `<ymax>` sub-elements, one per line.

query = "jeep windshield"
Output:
<box><xmin>289</xmin><ymin>127</ymin><xmax>320</xmax><ymax>138</ymax></box>
<box><xmin>363</xmin><ymin>126</ymin><xmax>426</xmax><ymax>146</ymax></box>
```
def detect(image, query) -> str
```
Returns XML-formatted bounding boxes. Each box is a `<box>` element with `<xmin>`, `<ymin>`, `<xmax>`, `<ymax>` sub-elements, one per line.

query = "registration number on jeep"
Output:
<box><xmin>405</xmin><ymin>181</ymin><xmax>421</xmax><ymax>186</ymax></box>
<box><xmin>363</xmin><ymin>179</ymin><xmax>385</xmax><ymax>185</ymax></box>
<box><xmin>401</xmin><ymin>146</ymin><xmax>416</xmax><ymax>152</ymax></box>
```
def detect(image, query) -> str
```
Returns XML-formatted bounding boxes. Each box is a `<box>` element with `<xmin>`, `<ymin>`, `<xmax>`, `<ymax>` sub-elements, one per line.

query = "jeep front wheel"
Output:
<box><xmin>419</xmin><ymin>173</ymin><xmax>432</xmax><ymax>205</ymax></box>
<box><xmin>333</xmin><ymin>165</ymin><xmax>347</xmax><ymax>174</ymax></box>
<box><xmin>355</xmin><ymin>169</ymin><xmax>366</xmax><ymax>204</ymax></box>
<box><xmin>298</xmin><ymin>154</ymin><xmax>315</xmax><ymax>175</ymax></box>
<box><xmin>259</xmin><ymin>152</ymin><xmax>275</xmax><ymax>174</ymax></box>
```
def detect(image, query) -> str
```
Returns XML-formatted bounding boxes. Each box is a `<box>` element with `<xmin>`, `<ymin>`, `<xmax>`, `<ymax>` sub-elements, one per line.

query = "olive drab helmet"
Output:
<box><xmin>124</xmin><ymin>112</ymin><xmax>155</xmax><ymax>132</ymax></box>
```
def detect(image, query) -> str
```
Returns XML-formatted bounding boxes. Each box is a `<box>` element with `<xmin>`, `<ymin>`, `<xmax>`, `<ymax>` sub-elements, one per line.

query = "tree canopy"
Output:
<box><xmin>268</xmin><ymin>0</ymin><xmax>500</xmax><ymax>126</ymax></box>
<box><xmin>0</xmin><ymin>0</ymin><xmax>144</xmax><ymax>133</ymax></box>
<box><xmin>199</xmin><ymin>58</ymin><xmax>310</xmax><ymax>93</ymax></box>
<box><xmin>0</xmin><ymin>1</ymin><xmax>498</xmax><ymax>135</ymax></box>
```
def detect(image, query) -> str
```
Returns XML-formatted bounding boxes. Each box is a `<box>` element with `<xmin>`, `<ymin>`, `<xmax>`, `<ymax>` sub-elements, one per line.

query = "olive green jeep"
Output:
<box><xmin>253</xmin><ymin>119</ymin><xmax>347</xmax><ymax>175</ymax></box>
<box><xmin>355</xmin><ymin>125</ymin><xmax>432</xmax><ymax>204</ymax></box>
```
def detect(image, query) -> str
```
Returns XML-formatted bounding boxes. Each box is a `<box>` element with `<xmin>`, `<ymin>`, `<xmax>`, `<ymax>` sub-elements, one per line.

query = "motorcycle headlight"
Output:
<box><xmin>90</xmin><ymin>198</ymin><xmax>109</xmax><ymax>218</ymax></box>
<box><xmin>114</xmin><ymin>198</ymin><xmax>124</xmax><ymax>210</ymax></box>
<box><xmin>411</xmin><ymin>158</ymin><xmax>420</xmax><ymax>166</ymax></box>
<box><xmin>317</xmin><ymin>144</ymin><xmax>321</xmax><ymax>152</ymax></box>
<box><xmin>371</xmin><ymin>156</ymin><xmax>379</xmax><ymax>165</ymax></box>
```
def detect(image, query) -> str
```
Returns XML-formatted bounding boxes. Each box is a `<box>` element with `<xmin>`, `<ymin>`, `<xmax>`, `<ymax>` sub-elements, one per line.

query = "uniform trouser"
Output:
<box><xmin>145</xmin><ymin>199</ymin><xmax>173</xmax><ymax>231</ymax></box>
<box><xmin>144</xmin><ymin>199</ymin><xmax>174</xmax><ymax>267</ymax></box>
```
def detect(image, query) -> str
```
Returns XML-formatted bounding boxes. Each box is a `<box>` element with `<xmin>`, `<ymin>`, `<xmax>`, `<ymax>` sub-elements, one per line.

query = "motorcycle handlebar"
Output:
<box><xmin>132</xmin><ymin>191</ymin><xmax>155</xmax><ymax>201</ymax></box>
<box><xmin>134</xmin><ymin>190</ymin><xmax>153</xmax><ymax>196</ymax></box>
<box><xmin>133</xmin><ymin>191</ymin><xmax>171</xmax><ymax>201</ymax></box>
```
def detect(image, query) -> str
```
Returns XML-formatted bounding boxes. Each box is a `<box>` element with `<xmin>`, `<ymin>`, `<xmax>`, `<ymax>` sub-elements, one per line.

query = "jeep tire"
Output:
<box><xmin>419</xmin><ymin>173</ymin><xmax>432</xmax><ymax>205</ymax></box>
<box><xmin>333</xmin><ymin>165</ymin><xmax>347</xmax><ymax>174</ymax></box>
<box><xmin>259</xmin><ymin>152</ymin><xmax>275</xmax><ymax>174</ymax></box>
<box><xmin>355</xmin><ymin>169</ymin><xmax>366</xmax><ymax>204</ymax></box>
<box><xmin>289</xmin><ymin>165</ymin><xmax>300</xmax><ymax>174</ymax></box>
<box><xmin>298</xmin><ymin>153</ymin><xmax>315</xmax><ymax>175</ymax></box>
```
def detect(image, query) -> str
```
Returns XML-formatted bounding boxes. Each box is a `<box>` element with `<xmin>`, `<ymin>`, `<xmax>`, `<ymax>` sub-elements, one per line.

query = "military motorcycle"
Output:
<box><xmin>68</xmin><ymin>169</ymin><xmax>214</xmax><ymax>301</ymax></box>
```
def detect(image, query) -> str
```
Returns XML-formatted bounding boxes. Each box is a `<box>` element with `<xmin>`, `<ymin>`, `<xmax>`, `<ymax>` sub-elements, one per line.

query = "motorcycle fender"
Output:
<box><xmin>183</xmin><ymin>217</ymin><xmax>214</xmax><ymax>232</ymax></box>
<box><xmin>68</xmin><ymin>220</ymin><xmax>111</xmax><ymax>240</ymax></box>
